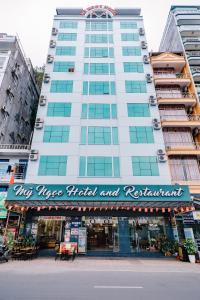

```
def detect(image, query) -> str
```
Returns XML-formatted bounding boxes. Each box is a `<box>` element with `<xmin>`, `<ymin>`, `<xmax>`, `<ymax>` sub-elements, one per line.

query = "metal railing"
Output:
<box><xmin>191</xmin><ymin>67</ymin><xmax>200</xmax><ymax>74</ymax></box>
<box><xmin>183</xmin><ymin>38</ymin><xmax>200</xmax><ymax>43</ymax></box>
<box><xmin>186</xmin><ymin>51</ymin><xmax>200</xmax><ymax>57</ymax></box>
<box><xmin>0</xmin><ymin>144</ymin><xmax>31</xmax><ymax>150</ymax></box>
<box><xmin>160</xmin><ymin>114</ymin><xmax>200</xmax><ymax>121</ymax></box>
<box><xmin>0</xmin><ymin>172</ymin><xmax>26</xmax><ymax>181</ymax></box>
<box><xmin>165</xmin><ymin>142</ymin><xmax>200</xmax><ymax>150</ymax></box>
<box><xmin>154</xmin><ymin>72</ymin><xmax>190</xmax><ymax>79</ymax></box>
<box><xmin>156</xmin><ymin>92</ymin><xmax>194</xmax><ymax>99</ymax></box>
<box><xmin>175</xmin><ymin>10</ymin><xmax>200</xmax><ymax>15</ymax></box>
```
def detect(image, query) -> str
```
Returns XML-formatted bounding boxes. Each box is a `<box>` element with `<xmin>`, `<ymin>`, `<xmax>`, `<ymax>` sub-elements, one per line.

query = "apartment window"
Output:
<box><xmin>85</xmin><ymin>34</ymin><xmax>113</xmax><ymax>43</ymax></box>
<box><xmin>127</xmin><ymin>103</ymin><xmax>150</xmax><ymax>117</ymax></box>
<box><xmin>80</xmin><ymin>127</ymin><xmax>118</xmax><ymax>145</ymax></box>
<box><xmin>84</xmin><ymin>47</ymin><xmax>114</xmax><ymax>58</ymax></box>
<box><xmin>122</xmin><ymin>46</ymin><xmax>141</xmax><ymax>56</ymax></box>
<box><xmin>123</xmin><ymin>62</ymin><xmax>144</xmax><ymax>73</ymax></box>
<box><xmin>50</xmin><ymin>81</ymin><xmax>73</xmax><ymax>93</ymax></box>
<box><xmin>53</xmin><ymin>62</ymin><xmax>75</xmax><ymax>72</ymax></box>
<box><xmin>169</xmin><ymin>157</ymin><xmax>200</xmax><ymax>181</ymax></box>
<box><xmin>86</xmin><ymin>21</ymin><xmax>112</xmax><ymax>31</ymax></box>
<box><xmin>81</xmin><ymin>103</ymin><xmax>117</xmax><ymax>119</ymax></box>
<box><xmin>43</xmin><ymin>126</ymin><xmax>70</xmax><ymax>143</ymax></box>
<box><xmin>79</xmin><ymin>156</ymin><xmax>120</xmax><ymax>177</ymax></box>
<box><xmin>84</xmin><ymin>63</ymin><xmax>115</xmax><ymax>75</ymax></box>
<box><xmin>83</xmin><ymin>81</ymin><xmax>116</xmax><ymax>95</ymax></box>
<box><xmin>120</xmin><ymin>22</ymin><xmax>137</xmax><ymax>29</ymax></box>
<box><xmin>121</xmin><ymin>33</ymin><xmax>139</xmax><ymax>41</ymax></box>
<box><xmin>125</xmin><ymin>81</ymin><xmax>147</xmax><ymax>93</ymax></box>
<box><xmin>59</xmin><ymin>21</ymin><xmax>77</xmax><ymax>28</ymax></box>
<box><xmin>38</xmin><ymin>156</ymin><xmax>67</xmax><ymax>176</ymax></box>
<box><xmin>47</xmin><ymin>103</ymin><xmax>71</xmax><ymax>117</ymax></box>
<box><xmin>56</xmin><ymin>46</ymin><xmax>76</xmax><ymax>56</ymax></box>
<box><xmin>129</xmin><ymin>127</ymin><xmax>154</xmax><ymax>143</ymax></box>
<box><xmin>58</xmin><ymin>33</ymin><xmax>77</xmax><ymax>41</ymax></box>
<box><xmin>132</xmin><ymin>156</ymin><xmax>159</xmax><ymax>176</ymax></box>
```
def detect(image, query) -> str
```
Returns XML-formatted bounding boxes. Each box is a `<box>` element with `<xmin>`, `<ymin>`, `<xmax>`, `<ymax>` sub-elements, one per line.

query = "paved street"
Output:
<box><xmin>0</xmin><ymin>258</ymin><xmax>200</xmax><ymax>300</ymax></box>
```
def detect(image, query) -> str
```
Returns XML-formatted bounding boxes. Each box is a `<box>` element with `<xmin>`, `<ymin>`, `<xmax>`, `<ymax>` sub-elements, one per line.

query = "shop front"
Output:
<box><xmin>6</xmin><ymin>184</ymin><xmax>192</xmax><ymax>256</ymax></box>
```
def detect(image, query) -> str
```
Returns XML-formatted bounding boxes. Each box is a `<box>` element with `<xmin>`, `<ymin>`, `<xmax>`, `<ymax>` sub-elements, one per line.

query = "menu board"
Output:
<box><xmin>78</xmin><ymin>228</ymin><xmax>87</xmax><ymax>253</ymax></box>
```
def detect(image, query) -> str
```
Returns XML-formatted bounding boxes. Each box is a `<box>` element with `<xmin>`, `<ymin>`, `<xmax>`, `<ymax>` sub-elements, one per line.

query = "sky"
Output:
<box><xmin>0</xmin><ymin>0</ymin><xmax>199</xmax><ymax>67</ymax></box>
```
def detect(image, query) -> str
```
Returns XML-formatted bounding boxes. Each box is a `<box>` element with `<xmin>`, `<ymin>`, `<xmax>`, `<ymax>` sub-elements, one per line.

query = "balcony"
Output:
<box><xmin>176</xmin><ymin>14</ymin><xmax>200</xmax><ymax>26</ymax></box>
<box><xmin>191</xmin><ymin>67</ymin><xmax>200</xmax><ymax>81</ymax></box>
<box><xmin>160</xmin><ymin>114</ymin><xmax>200</xmax><ymax>128</ymax></box>
<box><xmin>156</xmin><ymin>91</ymin><xmax>196</xmax><ymax>107</ymax></box>
<box><xmin>179</xmin><ymin>25</ymin><xmax>200</xmax><ymax>37</ymax></box>
<box><xmin>154</xmin><ymin>72</ymin><xmax>191</xmax><ymax>87</ymax></box>
<box><xmin>165</xmin><ymin>142</ymin><xmax>200</xmax><ymax>156</ymax></box>
<box><xmin>0</xmin><ymin>144</ymin><xmax>31</xmax><ymax>156</ymax></box>
<box><xmin>186</xmin><ymin>51</ymin><xmax>200</xmax><ymax>65</ymax></box>
<box><xmin>0</xmin><ymin>167</ymin><xmax>27</xmax><ymax>185</ymax></box>
<box><xmin>183</xmin><ymin>38</ymin><xmax>200</xmax><ymax>50</ymax></box>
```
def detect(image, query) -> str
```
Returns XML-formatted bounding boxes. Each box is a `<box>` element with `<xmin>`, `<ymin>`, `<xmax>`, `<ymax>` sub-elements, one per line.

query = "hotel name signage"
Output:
<box><xmin>80</xmin><ymin>5</ymin><xmax>117</xmax><ymax>16</ymax></box>
<box><xmin>7</xmin><ymin>184</ymin><xmax>190</xmax><ymax>202</ymax></box>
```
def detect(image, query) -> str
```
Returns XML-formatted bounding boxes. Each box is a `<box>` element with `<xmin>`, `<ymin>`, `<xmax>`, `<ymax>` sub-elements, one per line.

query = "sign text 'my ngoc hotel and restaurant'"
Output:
<box><xmin>7</xmin><ymin>184</ymin><xmax>190</xmax><ymax>203</ymax></box>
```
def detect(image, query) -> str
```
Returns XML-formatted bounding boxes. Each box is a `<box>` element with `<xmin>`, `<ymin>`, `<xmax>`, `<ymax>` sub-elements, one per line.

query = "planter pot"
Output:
<box><xmin>188</xmin><ymin>255</ymin><xmax>196</xmax><ymax>263</ymax></box>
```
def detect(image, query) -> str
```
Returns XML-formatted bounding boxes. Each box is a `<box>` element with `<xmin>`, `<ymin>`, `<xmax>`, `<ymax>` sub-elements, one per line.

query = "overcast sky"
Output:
<box><xmin>0</xmin><ymin>0</ymin><xmax>199</xmax><ymax>67</ymax></box>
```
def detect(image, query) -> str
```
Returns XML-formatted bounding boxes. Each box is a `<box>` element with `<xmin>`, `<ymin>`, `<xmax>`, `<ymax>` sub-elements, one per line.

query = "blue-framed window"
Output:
<box><xmin>43</xmin><ymin>126</ymin><xmax>70</xmax><ymax>143</ymax></box>
<box><xmin>120</xmin><ymin>22</ymin><xmax>137</xmax><ymax>29</ymax></box>
<box><xmin>83</xmin><ymin>81</ymin><xmax>116</xmax><ymax>95</ymax></box>
<box><xmin>50</xmin><ymin>81</ymin><xmax>73</xmax><ymax>93</ymax></box>
<box><xmin>123</xmin><ymin>62</ymin><xmax>144</xmax><ymax>73</ymax></box>
<box><xmin>86</xmin><ymin>21</ymin><xmax>113</xmax><ymax>31</ymax></box>
<box><xmin>121</xmin><ymin>33</ymin><xmax>139</xmax><ymax>41</ymax></box>
<box><xmin>38</xmin><ymin>156</ymin><xmax>67</xmax><ymax>176</ymax></box>
<box><xmin>122</xmin><ymin>46</ymin><xmax>141</xmax><ymax>56</ymax></box>
<box><xmin>84</xmin><ymin>47</ymin><xmax>114</xmax><ymax>58</ymax></box>
<box><xmin>81</xmin><ymin>103</ymin><xmax>117</xmax><ymax>119</ymax></box>
<box><xmin>47</xmin><ymin>103</ymin><xmax>71</xmax><ymax>117</ymax></box>
<box><xmin>53</xmin><ymin>62</ymin><xmax>75</xmax><ymax>72</ymax></box>
<box><xmin>80</xmin><ymin>126</ymin><xmax>119</xmax><ymax>145</ymax></box>
<box><xmin>59</xmin><ymin>21</ymin><xmax>77</xmax><ymax>29</ymax></box>
<box><xmin>58</xmin><ymin>33</ymin><xmax>77</xmax><ymax>41</ymax></box>
<box><xmin>132</xmin><ymin>156</ymin><xmax>159</xmax><ymax>176</ymax></box>
<box><xmin>85</xmin><ymin>34</ymin><xmax>113</xmax><ymax>43</ymax></box>
<box><xmin>56</xmin><ymin>46</ymin><xmax>76</xmax><ymax>56</ymax></box>
<box><xmin>127</xmin><ymin>103</ymin><xmax>150</xmax><ymax>117</ymax></box>
<box><xmin>125</xmin><ymin>81</ymin><xmax>147</xmax><ymax>93</ymax></box>
<box><xmin>79</xmin><ymin>156</ymin><xmax>120</xmax><ymax>177</ymax></box>
<box><xmin>84</xmin><ymin>63</ymin><xmax>115</xmax><ymax>75</ymax></box>
<box><xmin>129</xmin><ymin>126</ymin><xmax>154</xmax><ymax>143</ymax></box>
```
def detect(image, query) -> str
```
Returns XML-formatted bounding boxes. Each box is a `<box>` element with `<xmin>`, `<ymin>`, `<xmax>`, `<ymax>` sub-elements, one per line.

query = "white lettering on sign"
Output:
<box><xmin>13</xmin><ymin>185</ymin><xmax>33</xmax><ymax>199</ymax></box>
<box><xmin>66</xmin><ymin>185</ymin><xmax>97</xmax><ymax>197</ymax></box>
<box><xmin>123</xmin><ymin>186</ymin><xmax>184</xmax><ymax>199</ymax></box>
<box><xmin>100</xmin><ymin>188</ymin><xmax>120</xmax><ymax>197</ymax></box>
<box><xmin>36</xmin><ymin>185</ymin><xmax>64</xmax><ymax>200</ymax></box>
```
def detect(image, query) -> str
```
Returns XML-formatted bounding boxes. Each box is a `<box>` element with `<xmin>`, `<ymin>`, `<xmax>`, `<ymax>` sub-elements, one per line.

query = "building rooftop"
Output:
<box><xmin>56</xmin><ymin>7</ymin><xmax>141</xmax><ymax>16</ymax></box>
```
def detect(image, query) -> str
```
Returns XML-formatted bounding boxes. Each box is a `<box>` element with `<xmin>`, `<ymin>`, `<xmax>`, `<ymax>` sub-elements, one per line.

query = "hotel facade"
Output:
<box><xmin>6</xmin><ymin>6</ymin><xmax>192</xmax><ymax>256</ymax></box>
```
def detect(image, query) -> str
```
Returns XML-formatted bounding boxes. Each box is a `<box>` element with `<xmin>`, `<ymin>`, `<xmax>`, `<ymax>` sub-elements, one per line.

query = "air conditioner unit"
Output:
<box><xmin>35</xmin><ymin>122</ymin><xmax>43</xmax><ymax>129</ymax></box>
<box><xmin>29</xmin><ymin>153</ymin><xmax>38</xmax><ymax>161</ymax></box>
<box><xmin>157</xmin><ymin>149</ymin><xmax>166</xmax><ymax>156</ymax></box>
<box><xmin>158</xmin><ymin>154</ymin><xmax>167</xmax><ymax>163</ymax></box>
<box><xmin>139</xmin><ymin>28</ymin><xmax>145</xmax><ymax>35</ymax></box>
<box><xmin>52</xmin><ymin>28</ymin><xmax>58</xmax><ymax>35</ymax></box>
<box><xmin>39</xmin><ymin>96</ymin><xmax>47</xmax><ymax>106</ymax></box>
<box><xmin>143</xmin><ymin>55</ymin><xmax>149</xmax><ymax>64</ymax></box>
<box><xmin>1</xmin><ymin>105</ymin><xmax>6</xmax><ymax>112</ymax></box>
<box><xmin>47</xmin><ymin>55</ymin><xmax>54</xmax><ymax>63</ymax></box>
<box><xmin>50</xmin><ymin>40</ymin><xmax>56</xmax><ymax>48</ymax></box>
<box><xmin>36</xmin><ymin>117</ymin><xmax>44</xmax><ymax>123</ymax></box>
<box><xmin>152</xmin><ymin>118</ymin><xmax>161</xmax><ymax>130</ymax></box>
<box><xmin>149</xmin><ymin>95</ymin><xmax>157</xmax><ymax>106</ymax></box>
<box><xmin>141</xmin><ymin>41</ymin><xmax>147</xmax><ymax>49</ymax></box>
<box><xmin>146</xmin><ymin>73</ymin><xmax>152</xmax><ymax>83</ymax></box>
<box><xmin>44</xmin><ymin>73</ymin><xmax>50</xmax><ymax>83</ymax></box>
<box><xmin>31</xmin><ymin>149</ymin><xmax>39</xmax><ymax>154</ymax></box>
<box><xmin>68</xmin><ymin>67</ymin><xmax>75</xmax><ymax>72</ymax></box>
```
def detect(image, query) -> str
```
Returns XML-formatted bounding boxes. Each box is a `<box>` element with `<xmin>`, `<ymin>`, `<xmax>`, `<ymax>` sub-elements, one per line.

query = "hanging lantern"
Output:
<box><xmin>138</xmin><ymin>208</ymin><xmax>142</xmax><ymax>212</ymax></box>
<box><xmin>180</xmin><ymin>207</ymin><xmax>184</xmax><ymax>212</ymax></box>
<box><xmin>71</xmin><ymin>206</ymin><xmax>74</xmax><ymax>210</ymax></box>
<box><xmin>132</xmin><ymin>207</ymin><xmax>136</xmax><ymax>211</ymax></box>
<box><xmin>144</xmin><ymin>208</ymin><xmax>148</xmax><ymax>213</ymax></box>
<box><xmin>168</xmin><ymin>208</ymin><xmax>171</xmax><ymax>213</ymax></box>
<box><xmin>55</xmin><ymin>206</ymin><xmax>58</xmax><ymax>210</ymax></box>
<box><xmin>37</xmin><ymin>207</ymin><xmax>41</xmax><ymax>212</ymax></box>
<box><xmin>8</xmin><ymin>206</ymin><xmax>13</xmax><ymax>210</ymax></box>
<box><xmin>162</xmin><ymin>208</ymin><xmax>165</xmax><ymax>213</ymax></box>
<box><xmin>156</xmin><ymin>208</ymin><xmax>159</xmax><ymax>212</ymax></box>
<box><xmin>174</xmin><ymin>208</ymin><xmax>178</xmax><ymax>212</ymax></box>
<box><xmin>126</xmin><ymin>207</ymin><xmax>130</xmax><ymax>211</ymax></box>
<box><xmin>150</xmin><ymin>208</ymin><xmax>154</xmax><ymax>213</ymax></box>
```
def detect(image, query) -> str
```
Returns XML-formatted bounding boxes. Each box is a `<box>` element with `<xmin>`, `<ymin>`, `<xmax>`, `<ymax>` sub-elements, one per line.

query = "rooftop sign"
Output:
<box><xmin>80</xmin><ymin>5</ymin><xmax>117</xmax><ymax>16</ymax></box>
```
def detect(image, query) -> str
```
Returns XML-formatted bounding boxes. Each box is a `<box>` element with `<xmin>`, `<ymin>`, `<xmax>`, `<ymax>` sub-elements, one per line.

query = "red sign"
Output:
<box><xmin>80</xmin><ymin>5</ymin><xmax>117</xmax><ymax>16</ymax></box>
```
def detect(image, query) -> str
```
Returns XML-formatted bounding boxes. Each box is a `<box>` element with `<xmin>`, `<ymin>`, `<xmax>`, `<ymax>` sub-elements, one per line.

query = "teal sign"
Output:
<box><xmin>0</xmin><ymin>192</ymin><xmax>7</xmax><ymax>219</ymax></box>
<box><xmin>6</xmin><ymin>184</ymin><xmax>190</xmax><ymax>202</ymax></box>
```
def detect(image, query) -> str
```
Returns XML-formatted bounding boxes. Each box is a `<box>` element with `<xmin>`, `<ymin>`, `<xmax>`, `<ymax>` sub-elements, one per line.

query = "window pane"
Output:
<box><xmin>125</xmin><ymin>81</ymin><xmax>147</xmax><ymax>93</ymax></box>
<box><xmin>38</xmin><ymin>156</ymin><xmax>67</xmax><ymax>176</ymax></box>
<box><xmin>53</xmin><ymin>62</ymin><xmax>75</xmax><ymax>72</ymax></box>
<box><xmin>43</xmin><ymin>126</ymin><xmax>70</xmax><ymax>143</ymax></box>
<box><xmin>122</xmin><ymin>47</ymin><xmax>141</xmax><ymax>56</ymax></box>
<box><xmin>58</xmin><ymin>33</ymin><xmax>77</xmax><ymax>41</ymax></box>
<box><xmin>127</xmin><ymin>104</ymin><xmax>150</xmax><ymax>117</ymax></box>
<box><xmin>56</xmin><ymin>46</ymin><xmax>76</xmax><ymax>56</ymax></box>
<box><xmin>132</xmin><ymin>156</ymin><xmax>159</xmax><ymax>176</ymax></box>
<box><xmin>50</xmin><ymin>81</ymin><xmax>73</xmax><ymax>93</ymax></box>
<box><xmin>60</xmin><ymin>21</ymin><xmax>77</xmax><ymax>28</ymax></box>
<box><xmin>47</xmin><ymin>103</ymin><xmax>71</xmax><ymax>117</ymax></box>
<box><xmin>129</xmin><ymin>126</ymin><xmax>154</xmax><ymax>143</ymax></box>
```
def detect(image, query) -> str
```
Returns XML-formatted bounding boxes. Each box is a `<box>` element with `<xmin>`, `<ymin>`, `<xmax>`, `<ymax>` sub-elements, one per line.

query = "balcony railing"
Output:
<box><xmin>191</xmin><ymin>67</ymin><xmax>200</xmax><ymax>73</ymax></box>
<box><xmin>174</xmin><ymin>10</ymin><xmax>200</xmax><ymax>15</ymax></box>
<box><xmin>0</xmin><ymin>171</ymin><xmax>26</xmax><ymax>181</ymax></box>
<box><xmin>186</xmin><ymin>51</ymin><xmax>200</xmax><ymax>57</ymax></box>
<box><xmin>160</xmin><ymin>114</ymin><xmax>200</xmax><ymax>121</ymax></box>
<box><xmin>165</xmin><ymin>142</ymin><xmax>200</xmax><ymax>150</ymax></box>
<box><xmin>183</xmin><ymin>38</ymin><xmax>200</xmax><ymax>43</ymax></box>
<box><xmin>156</xmin><ymin>92</ymin><xmax>194</xmax><ymax>99</ymax></box>
<box><xmin>0</xmin><ymin>144</ymin><xmax>31</xmax><ymax>150</ymax></box>
<box><xmin>154</xmin><ymin>72</ymin><xmax>190</xmax><ymax>79</ymax></box>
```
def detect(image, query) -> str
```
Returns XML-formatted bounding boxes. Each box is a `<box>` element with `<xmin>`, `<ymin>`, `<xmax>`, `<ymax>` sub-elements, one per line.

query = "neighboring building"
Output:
<box><xmin>6</xmin><ymin>6</ymin><xmax>191</xmax><ymax>256</ymax></box>
<box><xmin>159</xmin><ymin>6</ymin><xmax>200</xmax><ymax>103</ymax></box>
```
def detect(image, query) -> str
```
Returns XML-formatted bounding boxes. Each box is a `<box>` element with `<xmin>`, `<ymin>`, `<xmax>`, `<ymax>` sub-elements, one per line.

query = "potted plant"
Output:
<box><xmin>184</xmin><ymin>238</ymin><xmax>197</xmax><ymax>263</ymax></box>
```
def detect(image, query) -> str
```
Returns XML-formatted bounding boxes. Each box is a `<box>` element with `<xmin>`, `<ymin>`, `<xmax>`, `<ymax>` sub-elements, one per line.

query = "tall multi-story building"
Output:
<box><xmin>6</xmin><ymin>6</ymin><xmax>191</xmax><ymax>256</ymax></box>
<box><xmin>159</xmin><ymin>6</ymin><xmax>200</xmax><ymax>103</ymax></box>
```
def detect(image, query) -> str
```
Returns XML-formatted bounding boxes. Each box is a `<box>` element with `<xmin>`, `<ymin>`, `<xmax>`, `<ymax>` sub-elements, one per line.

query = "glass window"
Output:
<box><xmin>83</xmin><ymin>81</ymin><xmax>116</xmax><ymax>95</ymax></box>
<box><xmin>84</xmin><ymin>47</ymin><xmax>114</xmax><ymax>58</ymax></box>
<box><xmin>60</xmin><ymin>21</ymin><xmax>77</xmax><ymax>28</ymax></box>
<box><xmin>80</xmin><ymin>127</ymin><xmax>118</xmax><ymax>145</ymax></box>
<box><xmin>84</xmin><ymin>63</ymin><xmax>115</xmax><ymax>75</ymax></box>
<box><xmin>127</xmin><ymin>103</ymin><xmax>150</xmax><ymax>117</ymax></box>
<box><xmin>81</xmin><ymin>103</ymin><xmax>117</xmax><ymax>119</ymax></box>
<box><xmin>129</xmin><ymin>126</ymin><xmax>154</xmax><ymax>143</ymax></box>
<box><xmin>86</xmin><ymin>21</ymin><xmax>112</xmax><ymax>31</ymax></box>
<box><xmin>122</xmin><ymin>46</ymin><xmax>141</xmax><ymax>56</ymax></box>
<box><xmin>132</xmin><ymin>156</ymin><xmax>159</xmax><ymax>176</ymax></box>
<box><xmin>47</xmin><ymin>103</ymin><xmax>71</xmax><ymax>117</ymax></box>
<box><xmin>43</xmin><ymin>126</ymin><xmax>70</xmax><ymax>143</ymax></box>
<box><xmin>120</xmin><ymin>22</ymin><xmax>137</xmax><ymax>29</ymax></box>
<box><xmin>121</xmin><ymin>33</ymin><xmax>139</xmax><ymax>41</ymax></box>
<box><xmin>79</xmin><ymin>156</ymin><xmax>120</xmax><ymax>177</ymax></box>
<box><xmin>58</xmin><ymin>33</ymin><xmax>77</xmax><ymax>41</ymax></box>
<box><xmin>53</xmin><ymin>62</ymin><xmax>75</xmax><ymax>72</ymax></box>
<box><xmin>38</xmin><ymin>156</ymin><xmax>67</xmax><ymax>176</ymax></box>
<box><xmin>85</xmin><ymin>34</ymin><xmax>113</xmax><ymax>43</ymax></box>
<box><xmin>50</xmin><ymin>81</ymin><xmax>73</xmax><ymax>93</ymax></box>
<box><xmin>169</xmin><ymin>157</ymin><xmax>200</xmax><ymax>181</ymax></box>
<box><xmin>125</xmin><ymin>81</ymin><xmax>147</xmax><ymax>93</ymax></box>
<box><xmin>123</xmin><ymin>62</ymin><xmax>144</xmax><ymax>73</ymax></box>
<box><xmin>56</xmin><ymin>46</ymin><xmax>76</xmax><ymax>56</ymax></box>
